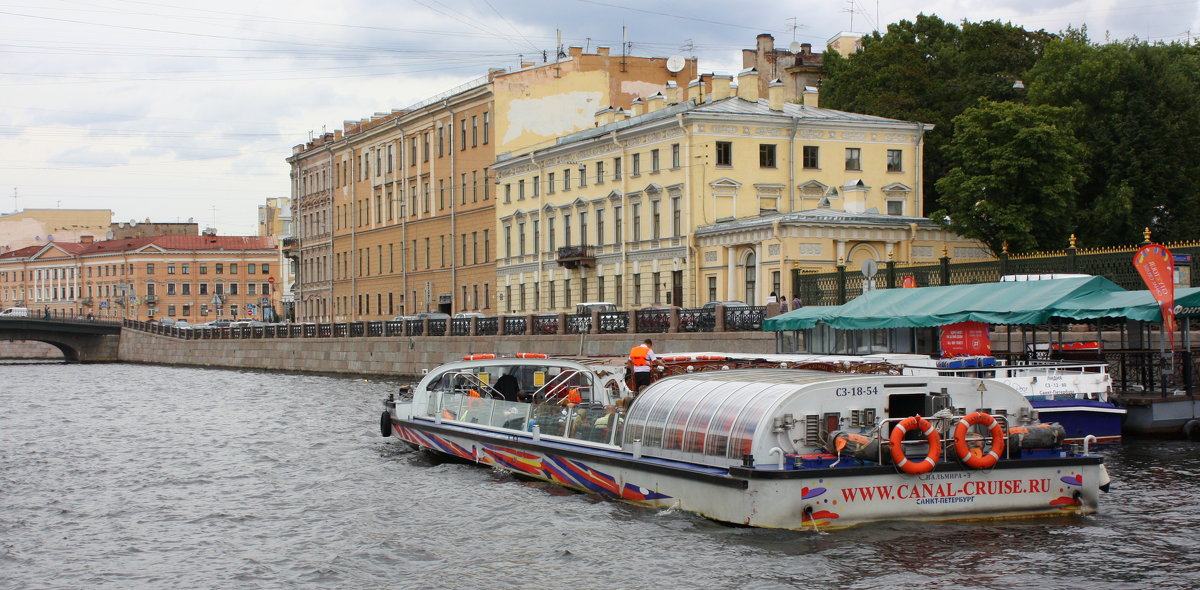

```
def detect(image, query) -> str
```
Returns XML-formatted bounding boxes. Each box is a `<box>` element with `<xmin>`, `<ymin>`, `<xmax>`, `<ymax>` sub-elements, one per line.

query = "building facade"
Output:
<box><xmin>491</xmin><ymin>72</ymin><xmax>987</xmax><ymax>312</ymax></box>
<box><xmin>287</xmin><ymin>47</ymin><xmax>698</xmax><ymax>322</ymax></box>
<box><xmin>0</xmin><ymin>235</ymin><xmax>279</xmax><ymax>321</ymax></box>
<box><xmin>0</xmin><ymin>209</ymin><xmax>112</xmax><ymax>255</ymax></box>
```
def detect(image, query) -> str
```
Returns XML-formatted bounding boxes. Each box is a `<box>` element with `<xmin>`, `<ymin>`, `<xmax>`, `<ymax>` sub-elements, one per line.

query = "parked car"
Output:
<box><xmin>575</xmin><ymin>301</ymin><xmax>617</xmax><ymax>315</ymax></box>
<box><xmin>391</xmin><ymin>315</ymin><xmax>418</xmax><ymax>322</ymax></box>
<box><xmin>701</xmin><ymin>300</ymin><xmax>749</xmax><ymax>311</ymax></box>
<box><xmin>452</xmin><ymin>312</ymin><xmax>486</xmax><ymax>319</ymax></box>
<box><xmin>230</xmin><ymin>320</ymin><xmax>267</xmax><ymax>328</ymax></box>
<box><xmin>0</xmin><ymin>307</ymin><xmax>31</xmax><ymax>318</ymax></box>
<box><xmin>201</xmin><ymin>319</ymin><xmax>233</xmax><ymax>328</ymax></box>
<box><xmin>414</xmin><ymin>312</ymin><xmax>451</xmax><ymax>321</ymax></box>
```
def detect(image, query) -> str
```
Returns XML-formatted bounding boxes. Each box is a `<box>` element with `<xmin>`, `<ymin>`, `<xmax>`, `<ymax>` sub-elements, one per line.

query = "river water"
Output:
<box><xmin>2</xmin><ymin>361</ymin><xmax>1199</xmax><ymax>590</ymax></box>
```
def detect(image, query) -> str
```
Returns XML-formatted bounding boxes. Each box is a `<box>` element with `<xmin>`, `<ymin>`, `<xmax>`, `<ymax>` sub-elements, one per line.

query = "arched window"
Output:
<box><xmin>744</xmin><ymin>251</ymin><xmax>756</xmax><ymax>304</ymax></box>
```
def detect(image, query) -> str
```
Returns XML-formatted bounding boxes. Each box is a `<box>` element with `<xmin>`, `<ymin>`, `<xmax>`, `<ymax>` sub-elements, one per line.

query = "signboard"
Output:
<box><xmin>100</xmin><ymin>301</ymin><xmax>109</xmax><ymax>309</ymax></box>
<box><xmin>260</xmin><ymin>297</ymin><xmax>269</xmax><ymax>305</ymax></box>
<box><xmin>939</xmin><ymin>321</ymin><xmax>991</xmax><ymax>357</ymax></box>
<box><xmin>902</xmin><ymin>276</ymin><xmax>917</xmax><ymax>289</ymax></box>
<box><xmin>268</xmin><ymin>276</ymin><xmax>276</xmax><ymax>284</ymax></box>
<box><xmin>438</xmin><ymin>294</ymin><xmax>452</xmax><ymax>304</ymax></box>
<box><xmin>1133</xmin><ymin>244</ymin><xmax>1177</xmax><ymax>348</ymax></box>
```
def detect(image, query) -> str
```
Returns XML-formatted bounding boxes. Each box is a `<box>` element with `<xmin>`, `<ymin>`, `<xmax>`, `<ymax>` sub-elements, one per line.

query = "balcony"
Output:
<box><xmin>81</xmin><ymin>297</ymin><xmax>93</xmax><ymax>306</ymax></box>
<box><xmin>556</xmin><ymin>245</ymin><xmax>596</xmax><ymax>269</ymax></box>
<box><xmin>144</xmin><ymin>295</ymin><xmax>158</xmax><ymax>305</ymax></box>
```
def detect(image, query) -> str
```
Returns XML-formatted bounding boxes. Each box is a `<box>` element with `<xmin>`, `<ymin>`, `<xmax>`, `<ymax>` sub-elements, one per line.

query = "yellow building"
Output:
<box><xmin>0</xmin><ymin>209</ymin><xmax>111</xmax><ymax>255</ymax></box>
<box><xmin>0</xmin><ymin>235</ymin><xmax>280</xmax><ymax>322</ymax></box>
<box><xmin>287</xmin><ymin>47</ymin><xmax>698</xmax><ymax>321</ymax></box>
<box><xmin>491</xmin><ymin>72</ymin><xmax>987</xmax><ymax>311</ymax></box>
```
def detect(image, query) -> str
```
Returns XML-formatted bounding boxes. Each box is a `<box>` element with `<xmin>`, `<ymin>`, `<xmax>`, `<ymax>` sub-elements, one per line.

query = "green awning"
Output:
<box><xmin>764</xmin><ymin>276</ymin><xmax>1126</xmax><ymax>331</ymax></box>
<box><xmin>1049</xmin><ymin>287</ymin><xmax>1200</xmax><ymax>321</ymax></box>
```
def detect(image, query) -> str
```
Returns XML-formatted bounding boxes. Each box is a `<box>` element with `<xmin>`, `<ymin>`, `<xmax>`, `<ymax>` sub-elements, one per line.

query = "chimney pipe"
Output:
<box><xmin>768</xmin><ymin>79</ymin><xmax>785</xmax><ymax>111</ymax></box>
<box><xmin>710</xmin><ymin>74</ymin><xmax>732</xmax><ymax>102</ymax></box>
<box><xmin>736</xmin><ymin>68</ymin><xmax>760</xmax><ymax>102</ymax></box>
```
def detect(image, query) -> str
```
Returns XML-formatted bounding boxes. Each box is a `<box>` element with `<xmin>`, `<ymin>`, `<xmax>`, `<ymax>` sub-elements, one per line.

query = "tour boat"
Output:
<box><xmin>381</xmin><ymin>354</ymin><xmax>1110</xmax><ymax>530</ymax></box>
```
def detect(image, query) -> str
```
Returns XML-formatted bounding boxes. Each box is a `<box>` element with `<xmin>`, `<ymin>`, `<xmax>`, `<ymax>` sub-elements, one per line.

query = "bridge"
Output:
<box><xmin>0</xmin><ymin>318</ymin><xmax>122</xmax><ymax>362</ymax></box>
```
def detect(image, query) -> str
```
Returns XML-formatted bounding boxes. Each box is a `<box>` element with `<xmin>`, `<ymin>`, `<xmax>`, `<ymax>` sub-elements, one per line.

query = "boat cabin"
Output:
<box><xmin>621</xmin><ymin>369</ymin><xmax>1037</xmax><ymax>468</ymax></box>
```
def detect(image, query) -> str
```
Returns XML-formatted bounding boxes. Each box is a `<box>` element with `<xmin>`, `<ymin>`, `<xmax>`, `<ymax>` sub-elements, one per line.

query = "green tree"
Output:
<box><xmin>1027</xmin><ymin>34</ymin><xmax>1200</xmax><ymax>245</ymax></box>
<box><xmin>822</xmin><ymin>15</ymin><xmax>1054</xmax><ymax>213</ymax></box>
<box><xmin>933</xmin><ymin>100</ymin><xmax>1085</xmax><ymax>254</ymax></box>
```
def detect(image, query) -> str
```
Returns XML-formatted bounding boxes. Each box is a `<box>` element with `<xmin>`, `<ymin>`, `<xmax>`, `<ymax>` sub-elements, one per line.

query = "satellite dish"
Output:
<box><xmin>861</xmin><ymin>259</ymin><xmax>878</xmax><ymax>278</ymax></box>
<box><xmin>105</xmin><ymin>231</ymin><xmax>114</xmax><ymax>239</ymax></box>
<box><xmin>666</xmin><ymin>55</ymin><xmax>685</xmax><ymax>73</ymax></box>
<box><xmin>789</xmin><ymin>41</ymin><xmax>802</xmax><ymax>52</ymax></box>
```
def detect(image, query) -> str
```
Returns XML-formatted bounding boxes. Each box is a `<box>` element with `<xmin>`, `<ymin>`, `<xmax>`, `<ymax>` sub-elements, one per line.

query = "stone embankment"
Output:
<box><xmin>118</xmin><ymin>329</ymin><xmax>777</xmax><ymax>378</ymax></box>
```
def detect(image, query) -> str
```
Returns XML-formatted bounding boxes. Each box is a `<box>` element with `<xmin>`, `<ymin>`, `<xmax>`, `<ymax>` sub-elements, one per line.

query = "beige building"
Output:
<box><xmin>0</xmin><ymin>235</ymin><xmax>280</xmax><ymax>322</ymax></box>
<box><xmin>0</xmin><ymin>209</ymin><xmax>111</xmax><ymax>254</ymax></box>
<box><xmin>491</xmin><ymin>72</ymin><xmax>987</xmax><ymax>312</ymax></box>
<box><xmin>741</xmin><ymin>34</ymin><xmax>824</xmax><ymax>101</ymax></box>
<box><xmin>110</xmin><ymin>219</ymin><xmax>199</xmax><ymax>239</ymax></box>
<box><xmin>288</xmin><ymin>47</ymin><xmax>698</xmax><ymax>322</ymax></box>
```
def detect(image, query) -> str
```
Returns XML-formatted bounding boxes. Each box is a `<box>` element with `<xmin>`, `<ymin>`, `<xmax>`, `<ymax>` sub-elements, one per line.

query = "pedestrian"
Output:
<box><xmin>628</xmin><ymin>338</ymin><xmax>660</xmax><ymax>396</ymax></box>
<box><xmin>43</xmin><ymin>306</ymin><xmax>50</xmax><ymax>319</ymax></box>
<box><xmin>779</xmin><ymin>297</ymin><xmax>789</xmax><ymax>312</ymax></box>
<box><xmin>767</xmin><ymin>291</ymin><xmax>778</xmax><ymax>305</ymax></box>
<box><xmin>792</xmin><ymin>293</ymin><xmax>804</xmax><ymax>309</ymax></box>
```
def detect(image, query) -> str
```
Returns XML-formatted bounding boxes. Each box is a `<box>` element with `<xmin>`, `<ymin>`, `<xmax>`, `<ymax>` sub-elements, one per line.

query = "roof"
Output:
<box><xmin>0</xmin><ymin>235</ymin><xmax>275</xmax><ymax>261</ymax></box>
<box><xmin>764</xmin><ymin>276</ymin><xmax>1126</xmax><ymax>330</ymax></box>
<box><xmin>695</xmin><ymin>208</ymin><xmax>939</xmax><ymax>235</ymax></box>
<box><xmin>1049</xmin><ymin>287</ymin><xmax>1200</xmax><ymax>321</ymax></box>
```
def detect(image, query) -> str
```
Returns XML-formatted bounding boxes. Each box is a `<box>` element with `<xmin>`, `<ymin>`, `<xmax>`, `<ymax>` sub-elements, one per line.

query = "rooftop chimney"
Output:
<box><xmin>596</xmin><ymin>46</ymin><xmax>610</xmax><ymax>56</ymax></box>
<box><xmin>710</xmin><ymin>74</ymin><xmax>733</xmax><ymax>102</ymax></box>
<box><xmin>687</xmin><ymin>78</ymin><xmax>703</xmax><ymax>104</ymax></box>
<box><xmin>664</xmin><ymin>81</ymin><xmax>680</xmax><ymax>105</ymax></box>
<box><xmin>630</xmin><ymin>97</ymin><xmax>645</xmax><ymax>117</ymax></box>
<box><xmin>646</xmin><ymin>92</ymin><xmax>665</xmax><ymax>112</ymax></box>
<box><xmin>768</xmin><ymin>79</ymin><xmax>785</xmax><ymax>111</ymax></box>
<box><xmin>802</xmin><ymin>86</ymin><xmax>820</xmax><ymax>108</ymax></box>
<box><xmin>757</xmin><ymin>33</ymin><xmax>774</xmax><ymax>55</ymax></box>
<box><xmin>736</xmin><ymin>68</ymin><xmax>760</xmax><ymax>102</ymax></box>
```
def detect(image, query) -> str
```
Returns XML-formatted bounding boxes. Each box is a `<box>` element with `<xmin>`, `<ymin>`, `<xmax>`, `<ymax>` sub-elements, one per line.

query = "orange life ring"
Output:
<box><xmin>463</xmin><ymin>353</ymin><xmax>495</xmax><ymax>360</ymax></box>
<box><xmin>953</xmin><ymin>411</ymin><xmax>1005</xmax><ymax>469</ymax></box>
<box><xmin>889</xmin><ymin>414</ymin><xmax>941</xmax><ymax>474</ymax></box>
<box><xmin>515</xmin><ymin>352</ymin><xmax>547</xmax><ymax>358</ymax></box>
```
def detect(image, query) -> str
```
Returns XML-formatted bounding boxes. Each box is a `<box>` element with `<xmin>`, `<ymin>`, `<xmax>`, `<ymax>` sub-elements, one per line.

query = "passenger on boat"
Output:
<box><xmin>628</xmin><ymin>339</ymin><xmax>661</xmax><ymax>395</ymax></box>
<box><xmin>594</xmin><ymin>404</ymin><xmax>625</xmax><ymax>428</ymax></box>
<box><xmin>493</xmin><ymin>372</ymin><xmax>521</xmax><ymax>402</ymax></box>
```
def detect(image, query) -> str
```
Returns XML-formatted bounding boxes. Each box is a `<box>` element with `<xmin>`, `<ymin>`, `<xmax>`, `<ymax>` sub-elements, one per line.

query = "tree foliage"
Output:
<box><xmin>1026</xmin><ymin>34</ymin><xmax>1200</xmax><ymax>245</ymax></box>
<box><xmin>933</xmin><ymin>101</ymin><xmax>1085</xmax><ymax>254</ymax></box>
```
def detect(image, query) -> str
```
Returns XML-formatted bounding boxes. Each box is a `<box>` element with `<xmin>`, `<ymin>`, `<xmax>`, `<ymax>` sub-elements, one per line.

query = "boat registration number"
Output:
<box><xmin>835</xmin><ymin>386</ymin><xmax>879</xmax><ymax>397</ymax></box>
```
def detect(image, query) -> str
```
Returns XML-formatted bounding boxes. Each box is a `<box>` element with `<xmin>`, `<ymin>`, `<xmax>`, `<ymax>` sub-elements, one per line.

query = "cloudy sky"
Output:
<box><xmin>2</xmin><ymin>0</ymin><xmax>1195</xmax><ymax>236</ymax></box>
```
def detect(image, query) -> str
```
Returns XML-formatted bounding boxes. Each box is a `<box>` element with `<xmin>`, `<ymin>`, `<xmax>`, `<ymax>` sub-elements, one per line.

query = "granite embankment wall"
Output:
<box><xmin>118</xmin><ymin>330</ymin><xmax>778</xmax><ymax>378</ymax></box>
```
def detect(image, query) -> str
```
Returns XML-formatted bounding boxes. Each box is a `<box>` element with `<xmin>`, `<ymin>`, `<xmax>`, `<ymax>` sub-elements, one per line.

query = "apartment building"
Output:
<box><xmin>287</xmin><ymin>47</ymin><xmax>698</xmax><ymax>321</ymax></box>
<box><xmin>0</xmin><ymin>235</ymin><xmax>279</xmax><ymax>322</ymax></box>
<box><xmin>491</xmin><ymin>71</ymin><xmax>986</xmax><ymax>312</ymax></box>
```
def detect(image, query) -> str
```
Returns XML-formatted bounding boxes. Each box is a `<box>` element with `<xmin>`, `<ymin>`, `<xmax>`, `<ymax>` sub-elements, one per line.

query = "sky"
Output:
<box><xmin>2</xmin><ymin>0</ymin><xmax>1196</xmax><ymax>236</ymax></box>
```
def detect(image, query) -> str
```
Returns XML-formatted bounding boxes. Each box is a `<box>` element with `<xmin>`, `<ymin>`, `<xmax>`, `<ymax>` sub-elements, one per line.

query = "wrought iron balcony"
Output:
<box><xmin>556</xmin><ymin>245</ymin><xmax>596</xmax><ymax>269</ymax></box>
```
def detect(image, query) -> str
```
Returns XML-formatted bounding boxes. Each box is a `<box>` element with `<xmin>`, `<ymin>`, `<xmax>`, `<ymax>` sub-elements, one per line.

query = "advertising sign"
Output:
<box><xmin>939</xmin><ymin>321</ymin><xmax>991</xmax><ymax>357</ymax></box>
<box><xmin>902</xmin><ymin>276</ymin><xmax>917</xmax><ymax>288</ymax></box>
<box><xmin>1133</xmin><ymin>244</ymin><xmax>1177</xmax><ymax>348</ymax></box>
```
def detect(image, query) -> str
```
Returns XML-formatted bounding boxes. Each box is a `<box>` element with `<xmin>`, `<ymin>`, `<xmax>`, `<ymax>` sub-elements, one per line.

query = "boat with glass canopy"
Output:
<box><xmin>382</xmin><ymin>355</ymin><xmax>1109</xmax><ymax>530</ymax></box>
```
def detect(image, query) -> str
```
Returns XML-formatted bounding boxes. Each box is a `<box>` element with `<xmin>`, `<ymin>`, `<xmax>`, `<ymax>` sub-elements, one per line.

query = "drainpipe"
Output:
<box><xmin>787</xmin><ymin>116</ymin><xmax>799</xmax><ymax>212</ymax></box>
<box><xmin>915</xmin><ymin>123</ymin><xmax>925</xmax><ymax>217</ymax></box>
<box><xmin>610</xmin><ymin>130</ymin><xmax>628</xmax><ymax>306</ymax></box>
<box><xmin>677</xmin><ymin>112</ymin><xmax>694</xmax><ymax>307</ymax></box>
<box><xmin>396</xmin><ymin>125</ymin><xmax>407</xmax><ymax>317</ymax></box>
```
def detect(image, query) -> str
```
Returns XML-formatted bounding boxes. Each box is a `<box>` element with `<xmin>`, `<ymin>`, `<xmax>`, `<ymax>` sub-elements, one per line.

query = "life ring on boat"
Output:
<box><xmin>953</xmin><ymin>411</ymin><xmax>1005</xmax><ymax>469</ymax></box>
<box><xmin>380</xmin><ymin>411</ymin><xmax>392</xmax><ymax>437</ymax></box>
<box><xmin>515</xmin><ymin>352</ymin><xmax>547</xmax><ymax>358</ymax></box>
<box><xmin>889</xmin><ymin>415</ymin><xmax>941</xmax><ymax>474</ymax></box>
<box><xmin>463</xmin><ymin>353</ymin><xmax>495</xmax><ymax>360</ymax></box>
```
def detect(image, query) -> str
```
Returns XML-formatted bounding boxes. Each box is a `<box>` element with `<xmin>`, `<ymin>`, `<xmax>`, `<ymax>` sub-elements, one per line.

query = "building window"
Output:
<box><xmin>845</xmin><ymin>148</ymin><xmax>861</xmax><ymax>171</ymax></box>
<box><xmin>504</xmin><ymin>184</ymin><xmax>512</xmax><ymax>204</ymax></box>
<box><xmin>229</xmin><ymin>283</ymin><xmax>239</xmax><ymax>295</ymax></box>
<box><xmin>715</xmin><ymin>141</ymin><xmax>732</xmax><ymax>166</ymax></box>
<box><xmin>248</xmin><ymin>283</ymin><xmax>257</xmax><ymax>295</ymax></box>
<box><xmin>229</xmin><ymin>263</ymin><xmax>238</xmax><ymax>275</ymax></box>
<box><xmin>613</xmin><ymin>206</ymin><xmax>622</xmax><ymax>243</ymax></box>
<box><xmin>532</xmin><ymin>175</ymin><xmax>540</xmax><ymax>197</ymax></box>
<box><xmin>578</xmin><ymin>166</ymin><xmax>587</xmax><ymax>188</ymax></box>
<box><xmin>632</xmin><ymin>203</ymin><xmax>642</xmax><ymax>241</ymax></box>
<box><xmin>651</xmin><ymin>149</ymin><xmax>660</xmax><ymax>173</ymax></box>
<box><xmin>215</xmin><ymin>264</ymin><xmax>223</xmax><ymax>275</ymax></box>
<box><xmin>613</xmin><ymin>157</ymin><xmax>622</xmax><ymax>179</ymax></box>
<box><xmin>518</xmin><ymin>179</ymin><xmax>526</xmax><ymax>200</ymax></box>
<box><xmin>651</xmin><ymin>200</ymin><xmax>661</xmax><ymax>239</ymax></box>
<box><xmin>518</xmin><ymin>222</ymin><xmax>526</xmax><ymax>256</ymax></box>
<box><xmin>146</xmin><ymin>263</ymin><xmax>155</xmax><ymax>274</ymax></box>
<box><xmin>437</xmin><ymin>127</ymin><xmax>444</xmax><ymax>157</ymax></box>
<box><xmin>504</xmin><ymin>225</ymin><xmax>512</xmax><ymax>258</ymax></box>
<box><xmin>802</xmin><ymin>145</ymin><xmax>819</xmax><ymax>169</ymax></box>
<box><xmin>563</xmin><ymin>214</ymin><xmax>572</xmax><ymax>247</ymax></box>
<box><xmin>262</xmin><ymin>263</ymin><xmax>269</xmax><ymax>274</ymax></box>
<box><xmin>423</xmin><ymin>133</ymin><xmax>430</xmax><ymax>162</ymax></box>
<box><xmin>563</xmin><ymin>169</ymin><xmax>571</xmax><ymax>191</ymax></box>
<box><xmin>471</xmin><ymin>115</ymin><xmax>478</xmax><ymax>146</ymax></box>
<box><xmin>182</xmin><ymin>263</ymin><xmax>190</xmax><ymax>274</ymax></box>
<box><xmin>631</xmin><ymin>153</ymin><xmax>641</xmax><ymax>176</ymax></box>
<box><xmin>547</xmin><ymin>172</ymin><xmax>556</xmax><ymax>194</ymax></box>
<box><xmin>548</xmin><ymin>217</ymin><xmax>556</xmax><ymax>251</ymax></box>
<box><xmin>166</xmin><ymin>283</ymin><xmax>177</xmax><ymax>295</ymax></box>
<box><xmin>759</xmin><ymin>144</ymin><xmax>777</xmax><ymax>168</ymax></box>
<box><xmin>579</xmin><ymin>211</ymin><xmax>588</xmax><ymax>245</ymax></box>
<box><xmin>887</xmin><ymin>200</ymin><xmax>904</xmax><ymax>216</ymax></box>
<box><xmin>595</xmin><ymin>161</ymin><xmax>604</xmax><ymax>184</ymax></box>
<box><xmin>482</xmin><ymin>112</ymin><xmax>489</xmax><ymax>144</ymax></box>
<box><xmin>166</xmin><ymin>264</ymin><xmax>176</xmax><ymax>275</ymax></box>
<box><xmin>595</xmin><ymin>209</ymin><xmax>604</xmax><ymax>245</ymax></box>
<box><xmin>182</xmin><ymin>283</ymin><xmax>191</xmax><ymax>295</ymax></box>
<box><xmin>671</xmin><ymin>196</ymin><xmax>681</xmax><ymax>236</ymax></box>
<box><xmin>887</xmin><ymin>149</ymin><xmax>903</xmax><ymax>172</ymax></box>
<box><xmin>461</xmin><ymin>119</ymin><xmax>467</xmax><ymax>150</ymax></box>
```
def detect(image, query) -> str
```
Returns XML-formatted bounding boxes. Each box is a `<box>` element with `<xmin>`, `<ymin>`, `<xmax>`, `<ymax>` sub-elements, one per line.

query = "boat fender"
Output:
<box><xmin>1008</xmin><ymin>423</ymin><xmax>1066</xmax><ymax>449</ymax></box>
<box><xmin>889</xmin><ymin>415</ymin><xmax>941</xmax><ymax>475</ymax></box>
<box><xmin>952</xmin><ymin>412</ymin><xmax>1005</xmax><ymax>469</ymax></box>
<box><xmin>1098</xmin><ymin>464</ymin><xmax>1112</xmax><ymax>493</ymax></box>
<box><xmin>1183</xmin><ymin>419</ymin><xmax>1200</xmax><ymax>442</ymax></box>
<box><xmin>826</xmin><ymin>430</ymin><xmax>880</xmax><ymax>461</ymax></box>
<box><xmin>380</xmin><ymin>411</ymin><xmax>392</xmax><ymax>437</ymax></box>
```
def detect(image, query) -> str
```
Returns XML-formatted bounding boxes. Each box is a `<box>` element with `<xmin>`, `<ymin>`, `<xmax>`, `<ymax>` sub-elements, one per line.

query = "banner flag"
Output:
<box><xmin>1133</xmin><ymin>244</ymin><xmax>1176</xmax><ymax>348</ymax></box>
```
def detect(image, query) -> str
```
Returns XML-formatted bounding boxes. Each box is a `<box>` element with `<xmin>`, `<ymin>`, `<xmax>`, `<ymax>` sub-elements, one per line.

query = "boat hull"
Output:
<box><xmin>391</xmin><ymin>417</ymin><xmax>1103</xmax><ymax>531</ymax></box>
<box><xmin>1030</xmin><ymin>399</ymin><xmax>1125</xmax><ymax>444</ymax></box>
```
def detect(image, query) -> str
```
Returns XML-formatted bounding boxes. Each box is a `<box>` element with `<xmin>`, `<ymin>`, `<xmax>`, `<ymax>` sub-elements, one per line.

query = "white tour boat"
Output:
<box><xmin>381</xmin><ymin>354</ymin><xmax>1110</xmax><ymax>531</ymax></box>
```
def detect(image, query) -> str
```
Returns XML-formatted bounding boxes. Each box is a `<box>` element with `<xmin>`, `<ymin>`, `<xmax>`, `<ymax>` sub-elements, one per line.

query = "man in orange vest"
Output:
<box><xmin>628</xmin><ymin>338</ymin><xmax>659</xmax><ymax>395</ymax></box>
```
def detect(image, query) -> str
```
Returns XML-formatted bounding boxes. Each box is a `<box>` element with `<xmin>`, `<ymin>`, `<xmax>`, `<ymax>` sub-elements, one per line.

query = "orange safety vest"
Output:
<box><xmin>629</xmin><ymin>345</ymin><xmax>650</xmax><ymax>367</ymax></box>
